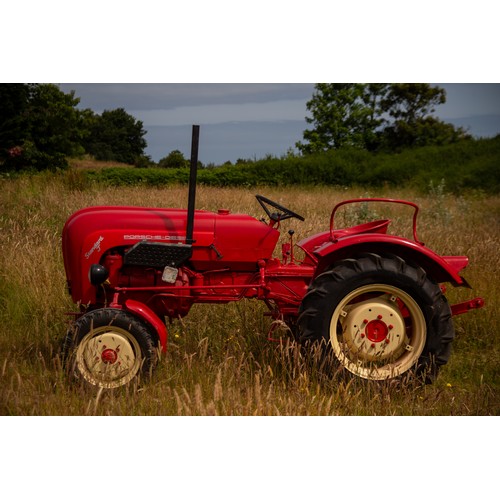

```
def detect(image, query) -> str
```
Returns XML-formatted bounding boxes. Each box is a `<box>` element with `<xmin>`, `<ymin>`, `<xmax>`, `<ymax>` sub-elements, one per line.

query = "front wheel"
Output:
<box><xmin>63</xmin><ymin>308</ymin><xmax>158</xmax><ymax>389</ymax></box>
<box><xmin>298</xmin><ymin>254</ymin><xmax>454</xmax><ymax>382</ymax></box>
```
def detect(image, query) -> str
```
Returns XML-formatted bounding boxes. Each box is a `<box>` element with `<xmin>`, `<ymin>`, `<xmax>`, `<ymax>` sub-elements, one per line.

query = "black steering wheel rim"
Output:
<box><xmin>255</xmin><ymin>194</ymin><xmax>305</xmax><ymax>222</ymax></box>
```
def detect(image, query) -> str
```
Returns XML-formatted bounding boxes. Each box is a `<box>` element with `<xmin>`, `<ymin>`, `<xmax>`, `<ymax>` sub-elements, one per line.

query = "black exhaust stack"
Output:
<box><xmin>186</xmin><ymin>124</ymin><xmax>199</xmax><ymax>245</ymax></box>
<box><xmin>122</xmin><ymin>126</ymin><xmax>199</xmax><ymax>269</ymax></box>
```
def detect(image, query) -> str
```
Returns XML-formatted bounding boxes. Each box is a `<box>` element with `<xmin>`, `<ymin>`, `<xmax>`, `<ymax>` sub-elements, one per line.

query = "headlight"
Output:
<box><xmin>88</xmin><ymin>264</ymin><xmax>109</xmax><ymax>285</ymax></box>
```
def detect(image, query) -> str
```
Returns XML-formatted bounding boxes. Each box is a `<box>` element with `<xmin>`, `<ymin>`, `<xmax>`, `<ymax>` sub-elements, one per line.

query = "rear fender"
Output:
<box><xmin>313</xmin><ymin>234</ymin><xmax>470</xmax><ymax>287</ymax></box>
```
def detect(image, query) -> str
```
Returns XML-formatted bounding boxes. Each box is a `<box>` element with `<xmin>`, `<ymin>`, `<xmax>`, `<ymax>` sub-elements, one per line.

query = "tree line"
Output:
<box><xmin>1</xmin><ymin>83</ymin><xmax>473</xmax><ymax>172</ymax></box>
<box><xmin>0</xmin><ymin>83</ymin><xmax>149</xmax><ymax>171</ymax></box>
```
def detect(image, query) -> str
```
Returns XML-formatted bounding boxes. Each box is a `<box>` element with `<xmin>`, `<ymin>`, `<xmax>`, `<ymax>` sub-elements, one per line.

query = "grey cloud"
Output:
<box><xmin>438</xmin><ymin>84</ymin><xmax>500</xmax><ymax>119</ymax></box>
<box><xmin>57</xmin><ymin>83</ymin><xmax>315</xmax><ymax>111</ymax></box>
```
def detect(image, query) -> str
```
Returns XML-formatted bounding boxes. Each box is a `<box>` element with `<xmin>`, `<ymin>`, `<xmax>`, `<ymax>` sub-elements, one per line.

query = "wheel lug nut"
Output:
<box><xmin>377</xmin><ymin>315</ymin><xmax>383</xmax><ymax>320</ymax></box>
<box><xmin>371</xmin><ymin>343</ymin><xmax>376</xmax><ymax>348</ymax></box>
<box><xmin>360</xmin><ymin>333</ymin><xmax>365</xmax><ymax>338</ymax></box>
<box><xmin>388</xmin><ymin>324</ymin><xmax>394</xmax><ymax>330</ymax></box>
<box><xmin>363</xmin><ymin>319</ymin><xmax>369</xmax><ymax>324</ymax></box>
<box><xmin>385</xmin><ymin>338</ymin><xmax>390</xmax><ymax>344</ymax></box>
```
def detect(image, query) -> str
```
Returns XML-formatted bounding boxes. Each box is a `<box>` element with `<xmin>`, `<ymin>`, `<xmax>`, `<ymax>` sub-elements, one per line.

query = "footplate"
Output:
<box><xmin>450</xmin><ymin>297</ymin><xmax>485</xmax><ymax>316</ymax></box>
<box><xmin>124</xmin><ymin>241</ymin><xmax>192</xmax><ymax>268</ymax></box>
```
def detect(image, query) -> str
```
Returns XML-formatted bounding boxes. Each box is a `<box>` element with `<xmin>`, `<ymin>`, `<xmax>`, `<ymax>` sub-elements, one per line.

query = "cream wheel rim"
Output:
<box><xmin>329</xmin><ymin>284</ymin><xmax>427</xmax><ymax>380</ymax></box>
<box><xmin>75</xmin><ymin>326</ymin><xmax>142</xmax><ymax>388</ymax></box>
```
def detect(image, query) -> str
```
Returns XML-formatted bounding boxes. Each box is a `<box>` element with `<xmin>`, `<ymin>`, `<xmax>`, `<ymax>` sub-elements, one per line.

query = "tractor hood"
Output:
<box><xmin>63</xmin><ymin>205</ymin><xmax>217</xmax><ymax>255</ymax></box>
<box><xmin>62</xmin><ymin>205</ymin><xmax>280</xmax><ymax>302</ymax></box>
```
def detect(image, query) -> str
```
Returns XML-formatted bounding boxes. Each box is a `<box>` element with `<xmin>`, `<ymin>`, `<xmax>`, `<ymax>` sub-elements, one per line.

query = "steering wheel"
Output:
<box><xmin>255</xmin><ymin>194</ymin><xmax>305</xmax><ymax>222</ymax></box>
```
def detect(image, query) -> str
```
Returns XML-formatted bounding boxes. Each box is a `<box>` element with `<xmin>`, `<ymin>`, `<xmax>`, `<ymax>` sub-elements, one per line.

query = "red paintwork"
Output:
<box><xmin>311</xmin><ymin>233</ymin><xmax>470</xmax><ymax>285</ymax></box>
<box><xmin>450</xmin><ymin>297</ymin><xmax>485</xmax><ymax>315</ymax></box>
<box><xmin>62</xmin><ymin>206</ymin><xmax>279</xmax><ymax>303</ymax></box>
<box><xmin>366</xmin><ymin>320</ymin><xmax>389</xmax><ymax>343</ymax></box>
<box><xmin>124</xmin><ymin>299</ymin><xmax>169</xmax><ymax>351</ymax></box>
<box><xmin>101</xmin><ymin>349</ymin><xmax>118</xmax><ymax>364</ymax></box>
<box><xmin>62</xmin><ymin>197</ymin><xmax>484</xmax><ymax>350</ymax></box>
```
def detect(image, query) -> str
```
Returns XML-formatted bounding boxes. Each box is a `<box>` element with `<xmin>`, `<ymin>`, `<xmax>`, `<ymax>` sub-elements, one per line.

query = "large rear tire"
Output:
<box><xmin>298</xmin><ymin>254</ymin><xmax>454</xmax><ymax>382</ymax></box>
<box><xmin>63</xmin><ymin>308</ymin><xmax>158</xmax><ymax>389</ymax></box>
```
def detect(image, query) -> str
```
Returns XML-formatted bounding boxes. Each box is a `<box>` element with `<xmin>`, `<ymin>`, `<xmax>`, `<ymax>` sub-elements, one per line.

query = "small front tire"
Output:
<box><xmin>63</xmin><ymin>308</ymin><xmax>158</xmax><ymax>389</ymax></box>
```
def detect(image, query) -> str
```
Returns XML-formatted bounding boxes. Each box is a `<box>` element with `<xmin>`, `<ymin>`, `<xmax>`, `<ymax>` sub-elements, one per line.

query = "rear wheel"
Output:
<box><xmin>63</xmin><ymin>308</ymin><xmax>158</xmax><ymax>389</ymax></box>
<box><xmin>298</xmin><ymin>254</ymin><xmax>454</xmax><ymax>382</ymax></box>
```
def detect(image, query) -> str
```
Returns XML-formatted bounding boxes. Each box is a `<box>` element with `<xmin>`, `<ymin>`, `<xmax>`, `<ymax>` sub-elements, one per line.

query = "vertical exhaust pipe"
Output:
<box><xmin>186</xmin><ymin>125</ymin><xmax>199</xmax><ymax>245</ymax></box>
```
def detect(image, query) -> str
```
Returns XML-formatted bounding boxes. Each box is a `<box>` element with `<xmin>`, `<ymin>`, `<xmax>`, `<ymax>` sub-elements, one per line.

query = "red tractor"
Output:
<box><xmin>62</xmin><ymin>127</ymin><xmax>484</xmax><ymax>388</ymax></box>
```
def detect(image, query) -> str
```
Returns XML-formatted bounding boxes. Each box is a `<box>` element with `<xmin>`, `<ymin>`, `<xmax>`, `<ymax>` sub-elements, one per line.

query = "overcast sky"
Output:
<box><xmin>4</xmin><ymin>2</ymin><xmax>499</xmax><ymax>165</ymax></box>
<box><xmin>57</xmin><ymin>83</ymin><xmax>500</xmax><ymax>164</ymax></box>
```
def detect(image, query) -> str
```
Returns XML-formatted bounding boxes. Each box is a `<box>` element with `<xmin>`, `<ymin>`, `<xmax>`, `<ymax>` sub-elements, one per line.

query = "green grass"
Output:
<box><xmin>0</xmin><ymin>173</ymin><xmax>498</xmax><ymax>415</ymax></box>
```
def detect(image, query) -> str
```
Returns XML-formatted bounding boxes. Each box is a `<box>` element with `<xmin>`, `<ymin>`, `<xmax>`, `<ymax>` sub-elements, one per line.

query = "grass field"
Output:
<box><xmin>0</xmin><ymin>170</ymin><xmax>498</xmax><ymax>415</ymax></box>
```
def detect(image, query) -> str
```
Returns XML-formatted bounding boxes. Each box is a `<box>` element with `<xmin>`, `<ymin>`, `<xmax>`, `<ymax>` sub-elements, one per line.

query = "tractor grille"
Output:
<box><xmin>124</xmin><ymin>241</ymin><xmax>193</xmax><ymax>268</ymax></box>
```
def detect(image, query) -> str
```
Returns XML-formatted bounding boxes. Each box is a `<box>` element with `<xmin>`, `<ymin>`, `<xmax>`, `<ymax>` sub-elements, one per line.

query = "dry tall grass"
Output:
<box><xmin>0</xmin><ymin>172</ymin><xmax>498</xmax><ymax>415</ymax></box>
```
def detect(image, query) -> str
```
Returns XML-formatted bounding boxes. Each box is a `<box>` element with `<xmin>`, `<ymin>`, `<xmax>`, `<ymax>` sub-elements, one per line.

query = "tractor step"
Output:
<box><xmin>124</xmin><ymin>241</ymin><xmax>193</xmax><ymax>268</ymax></box>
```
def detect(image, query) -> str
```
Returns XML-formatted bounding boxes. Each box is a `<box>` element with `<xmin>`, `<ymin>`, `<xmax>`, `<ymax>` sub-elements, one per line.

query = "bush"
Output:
<box><xmin>134</xmin><ymin>155</ymin><xmax>155</xmax><ymax>168</ymax></box>
<box><xmin>158</xmin><ymin>150</ymin><xmax>189</xmax><ymax>169</ymax></box>
<box><xmin>79</xmin><ymin>137</ymin><xmax>500</xmax><ymax>194</ymax></box>
<box><xmin>1</xmin><ymin>141</ymin><xmax>68</xmax><ymax>172</ymax></box>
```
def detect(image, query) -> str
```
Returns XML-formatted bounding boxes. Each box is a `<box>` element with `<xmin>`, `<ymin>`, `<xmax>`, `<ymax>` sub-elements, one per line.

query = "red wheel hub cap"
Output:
<box><xmin>101</xmin><ymin>348</ymin><xmax>118</xmax><ymax>364</ymax></box>
<box><xmin>365</xmin><ymin>319</ymin><xmax>389</xmax><ymax>343</ymax></box>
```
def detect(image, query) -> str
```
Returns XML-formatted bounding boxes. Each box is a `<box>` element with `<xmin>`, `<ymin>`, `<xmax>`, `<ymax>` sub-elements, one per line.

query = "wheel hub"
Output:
<box><xmin>101</xmin><ymin>348</ymin><xmax>118</xmax><ymax>364</ymax></box>
<box><xmin>365</xmin><ymin>319</ymin><xmax>389</xmax><ymax>343</ymax></box>
<box><xmin>78</xmin><ymin>331</ymin><xmax>137</xmax><ymax>384</ymax></box>
<box><xmin>341</xmin><ymin>296</ymin><xmax>408</xmax><ymax>362</ymax></box>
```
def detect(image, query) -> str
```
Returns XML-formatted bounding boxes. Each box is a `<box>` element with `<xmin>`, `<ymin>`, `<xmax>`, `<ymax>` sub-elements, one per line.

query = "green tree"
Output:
<box><xmin>297</xmin><ymin>83</ymin><xmax>468</xmax><ymax>154</ymax></box>
<box><xmin>0</xmin><ymin>83</ymin><xmax>85</xmax><ymax>171</ymax></box>
<box><xmin>27</xmin><ymin>84</ymin><xmax>85</xmax><ymax>158</ymax></box>
<box><xmin>296</xmin><ymin>84</ymin><xmax>390</xmax><ymax>154</ymax></box>
<box><xmin>380</xmin><ymin>84</ymin><xmax>470</xmax><ymax>150</ymax></box>
<box><xmin>381</xmin><ymin>83</ymin><xmax>445</xmax><ymax>122</ymax></box>
<box><xmin>158</xmin><ymin>150</ymin><xmax>189</xmax><ymax>169</ymax></box>
<box><xmin>361</xmin><ymin>83</ymin><xmax>391</xmax><ymax>150</ymax></box>
<box><xmin>83</xmin><ymin>108</ymin><xmax>147</xmax><ymax>164</ymax></box>
<box><xmin>0</xmin><ymin>84</ymin><xmax>32</xmax><ymax>157</ymax></box>
<box><xmin>297</xmin><ymin>84</ymin><xmax>364</xmax><ymax>153</ymax></box>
